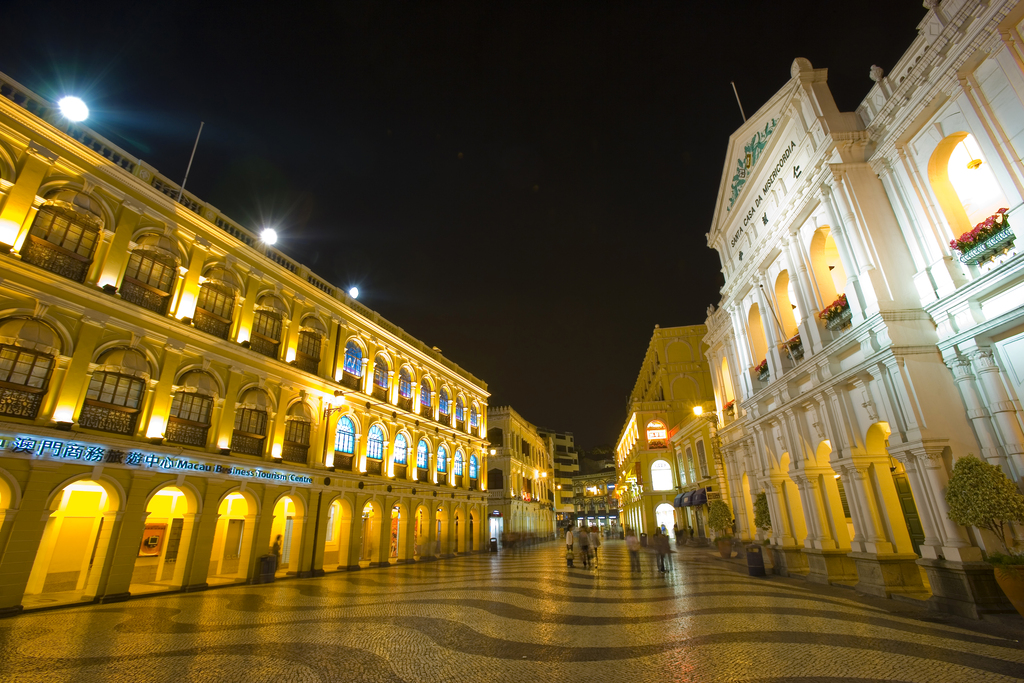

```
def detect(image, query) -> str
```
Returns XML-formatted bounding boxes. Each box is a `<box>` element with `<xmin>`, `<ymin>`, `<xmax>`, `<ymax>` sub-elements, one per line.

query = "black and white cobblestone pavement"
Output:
<box><xmin>1</xmin><ymin>540</ymin><xmax>1023</xmax><ymax>682</ymax></box>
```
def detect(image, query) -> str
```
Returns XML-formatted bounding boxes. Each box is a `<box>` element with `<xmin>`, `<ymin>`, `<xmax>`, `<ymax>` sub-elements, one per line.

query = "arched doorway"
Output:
<box><xmin>323</xmin><ymin>497</ymin><xmax>351</xmax><ymax>569</ymax></box>
<box><xmin>468</xmin><ymin>509</ymin><xmax>478</xmax><ymax>552</ymax></box>
<box><xmin>129</xmin><ymin>485</ymin><xmax>197</xmax><ymax>595</ymax></box>
<box><xmin>655</xmin><ymin>503</ymin><xmax>675</xmax><ymax>537</ymax></box>
<box><xmin>776</xmin><ymin>453</ymin><xmax>808</xmax><ymax>546</ymax></box>
<box><xmin>747</xmin><ymin>303</ymin><xmax>768</xmax><ymax>366</ymax></box>
<box><xmin>389</xmin><ymin>504</ymin><xmax>401</xmax><ymax>562</ymax></box>
<box><xmin>809</xmin><ymin>227</ymin><xmax>846</xmax><ymax>307</ymax></box>
<box><xmin>413</xmin><ymin>505</ymin><xmax>430</xmax><ymax>559</ymax></box>
<box><xmin>454</xmin><ymin>509</ymin><xmax>461</xmax><ymax>553</ymax></box>
<box><xmin>209</xmin><ymin>491</ymin><xmax>256</xmax><ymax>586</ymax></box>
<box><xmin>271</xmin><ymin>495</ymin><xmax>304</xmax><ymax>577</ymax></box>
<box><xmin>24</xmin><ymin>479</ymin><xmax>120</xmax><ymax>609</ymax></box>
<box><xmin>360</xmin><ymin>501</ymin><xmax>382</xmax><ymax>565</ymax></box>
<box><xmin>435</xmin><ymin>505</ymin><xmax>449</xmax><ymax>556</ymax></box>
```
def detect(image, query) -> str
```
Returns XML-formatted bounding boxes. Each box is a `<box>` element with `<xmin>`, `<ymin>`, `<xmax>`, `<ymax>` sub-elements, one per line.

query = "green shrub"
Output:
<box><xmin>945</xmin><ymin>454</ymin><xmax>1024</xmax><ymax>555</ymax></box>
<box><xmin>707</xmin><ymin>499</ymin><xmax>733</xmax><ymax>538</ymax></box>
<box><xmin>753</xmin><ymin>491</ymin><xmax>772</xmax><ymax>531</ymax></box>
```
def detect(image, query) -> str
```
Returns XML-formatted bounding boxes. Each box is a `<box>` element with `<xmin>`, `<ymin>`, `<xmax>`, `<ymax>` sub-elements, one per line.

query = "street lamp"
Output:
<box><xmin>348</xmin><ymin>286</ymin><xmax>359</xmax><ymax>299</ymax></box>
<box><xmin>260</xmin><ymin>228</ymin><xmax>278</xmax><ymax>245</ymax></box>
<box><xmin>58</xmin><ymin>96</ymin><xmax>89</xmax><ymax>122</ymax></box>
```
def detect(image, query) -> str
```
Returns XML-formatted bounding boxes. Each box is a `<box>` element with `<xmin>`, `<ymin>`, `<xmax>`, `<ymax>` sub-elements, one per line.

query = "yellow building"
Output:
<box><xmin>0</xmin><ymin>71</ymin><xmax>491</xmax><ymax>614</ymax></box>
<box><xmin>485</xmin><ymin>406</ymin><xmax>556</xmax><ymax>541</ymax></box>
<box><xmin>615</xmin><ymin>325</ymin><xmax>714</xmax><ymax>537</ymax></box>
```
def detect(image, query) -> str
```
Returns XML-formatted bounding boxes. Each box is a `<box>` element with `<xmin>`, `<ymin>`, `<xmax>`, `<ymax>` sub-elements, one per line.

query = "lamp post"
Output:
<box><xmin>321</xmin><ymin>390</ymin><xmax>346</xmax><ymax>468</ymax></box>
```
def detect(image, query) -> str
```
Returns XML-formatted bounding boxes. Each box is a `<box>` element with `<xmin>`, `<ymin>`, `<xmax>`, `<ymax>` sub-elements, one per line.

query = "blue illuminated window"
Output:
<box><xmin>454</xmin><ymin>450</ymin><xmax>464</xmax><ymax>476</ymax></box>
<box><xmin>334</xmin><ymin>416</ymin><xmax>355</xmax><ymax>454</ymax></box>
<box><xmin>373</xmin><ymin>355</ymin><xmax>389</xmax><ymax>390</ymax></box>
<box><xmin>394</xmin><ymin>434</ymin><xmax>408</xmax><ymax>465</ymax></box>
<box><xmin>455</xmin><ymin>397</ymin><xmax>464</xmax><ymax>421</ymax></box>
<box><xmin>399</xmin><ymin>368</ymin><xmax>413</xmax><ymax>399</ymax></box>
<box><xmin>367</xmin><ymin>424</ymin><xmax>385</xmax><ymax>460</ymax></box>
<box><xmin>437</xmin><ymin>445</ymin><xmax>448</xmax><ymax>472</ymax></box>
<box><xmin>469</xmin><ymin>454</ymin><xmax>478</xmax><ymax>479</ymax></box>
<box><xmin>417</xmin><ymin>440</ymin><xmax>429</xmax><ymax>468</ymax></box>
<box><xmin>470</xmin><ymin>407</ymin><xmax>478</xmax><ymax>429</ymax></box>
<box><xmin>343</xmin><ymin>341</ymin><xmax>363</xmax><ymax>376</ymax></box>
<box><xmin>439</xmin><ymin>389</ymin><xmax>450</xmax><ymax>415</ymax></box>
<box><xmin>420</xmin><ymin>380</ymin><xmax>432</xmax><ymax>411</ymax></box>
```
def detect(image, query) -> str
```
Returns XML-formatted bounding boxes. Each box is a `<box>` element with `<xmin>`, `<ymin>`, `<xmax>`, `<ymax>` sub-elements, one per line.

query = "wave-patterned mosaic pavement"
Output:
<box><xmin>1</xmin><ymin>541</ymin><xmax>1023</xmax><ymax>682</ymax></box>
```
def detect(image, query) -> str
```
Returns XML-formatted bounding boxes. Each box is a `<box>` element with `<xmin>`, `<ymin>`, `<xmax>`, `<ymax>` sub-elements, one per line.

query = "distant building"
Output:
<box><xmin>571</xmin><ymin>469</ymin><xmax>618</xmax><ymax>533</ymax></box>
<box><xmin>486</xmin><ymin>407</ymin><xmax>555</xmax><ymax>541</ymax></box>
<box><xmin>540</xmin><ymin>429</ymin><xmax>579</xmax><ymax>525</ymax></box>
<box><xmin>615</xmin><ymin>325</ymin><xmax>715</xmax><ymax>537</ymax></box>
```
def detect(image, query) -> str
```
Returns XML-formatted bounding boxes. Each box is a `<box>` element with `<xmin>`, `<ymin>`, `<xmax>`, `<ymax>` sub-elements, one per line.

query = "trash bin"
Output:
<box><xmin>257</xmin><ymin>554</ymin><xmax>277</xmax><ymax>583</ymax></box>
<box><xmin>745</xmin><ymin>544</ymin><xmax>766</xmax><ymax>577</ymax></box>
<box><xmin>489</xmin><ymin>538</ymin><xmax>498</xmax><ymax>553</ymax></box>
<box><xmin>640</xmin><ymin>532</ymin><xmax>648</xmax><ymax>547</ymax></box>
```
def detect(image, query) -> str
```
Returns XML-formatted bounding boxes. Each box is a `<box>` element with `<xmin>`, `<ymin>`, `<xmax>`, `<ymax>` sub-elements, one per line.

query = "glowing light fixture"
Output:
<box><xmin>58</xmin><ymin>96</ymin><xmax>89</xmax><ymax>122</ymax></box>
<box><xmin>260</xmin><ymin>228</ymin><xmax>278</xmax><ymax>245</ymax></box>
<box><xmin>960</xmin><ymin>140</ymin><xmax>983</xmax><ymax>170</ymax></box>
<box><xmin>692</xmin><ymin>405</ymin><xmax>704</xmax><ymax>416</ymax></box>
<box><xmin>348</xmin><ymin>286</ymin><xmax>359</xmax><ymax>299</ymax></box>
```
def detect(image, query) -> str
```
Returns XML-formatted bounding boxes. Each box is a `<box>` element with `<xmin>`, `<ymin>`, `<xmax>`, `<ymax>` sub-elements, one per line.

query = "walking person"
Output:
<box><xmin>626</xmin><ymin>527</ymin><xmax>641</xmax><ymax>573</ymax></box>
<box><xmin>655</xmin><ymin>528</ymin><xmax>671</xmax><ymax>573</ymax></box>
<box><xmin>271</xmin><ymin>534</ymin><xmax>283</xmax><ymax>573</ymax></box>
<box><xmin>565</xmin><ymin>526</ymin><xmax>575</xmax><ymax>567</ymax></box>
<box><xmin>589</xmin><ymin>525</ymin><xmax>601</xmax><ymax>565</ymax></box>
<box><xmin>578</xmin><ymin>525</ymin><xmax>591</xmax><ymax>568</ymax></box>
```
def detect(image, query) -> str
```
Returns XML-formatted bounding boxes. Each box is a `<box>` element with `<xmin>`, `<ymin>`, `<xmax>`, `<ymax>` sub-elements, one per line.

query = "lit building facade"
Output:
<box><xmin>541</xmin><ymin>429</ymin><xmax>578</xmax><ymax>525</ymax></box>
<box><xmin>570</xmin><ymin>470</ymin><xmax>618</xmax><ymax>533</ymax></box>
<box><xmin>485</xmin><ymin>406</ymin><xmax>555</xmax><ymax>540</ymax></box>
<box><xmin>615</xmin><ymin>325</ymin><xmax>715</xmax><ymax>537</ymax></box>
<box><xmin>0</xmin><ymin>71</ymin><xmax>491</xmax><ymax>615</ymax></box>
<box><xmin>704</xmin><ymin>0</ymin><xmax>1024</xmax><ymax>618</ymax></box>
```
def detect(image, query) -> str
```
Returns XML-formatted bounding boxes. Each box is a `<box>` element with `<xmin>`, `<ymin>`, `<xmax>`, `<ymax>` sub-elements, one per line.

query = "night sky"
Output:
<box><xmin>7</xmin><ymin>1</ymin><xmax>926</xmax><ymax>449</ymax></box>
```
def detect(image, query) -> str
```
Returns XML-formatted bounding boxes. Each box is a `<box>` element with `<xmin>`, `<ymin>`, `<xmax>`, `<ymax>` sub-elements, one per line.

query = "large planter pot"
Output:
<box><xmin>993</xmin><ymin>564</ymin><xmax>1024</xmax><ymax>617</ymax></box>
<box><xmin>717</xmin><ymin>539</ymin><xmax>733</xmax><ymax>559</ymax></box>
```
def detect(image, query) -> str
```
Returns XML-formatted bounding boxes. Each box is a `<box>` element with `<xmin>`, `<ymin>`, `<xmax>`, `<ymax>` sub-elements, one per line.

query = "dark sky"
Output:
<box><xmin>7</xmin><ymin>1</ymin><xmax>926</xmax><ymax>449</ymax></box>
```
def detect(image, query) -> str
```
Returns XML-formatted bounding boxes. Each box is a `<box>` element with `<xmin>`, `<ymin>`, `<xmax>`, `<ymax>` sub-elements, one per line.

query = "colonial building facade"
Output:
<box><xmin>615</xmin><ymin>325</ymin><xmax>715</xmax><ymax>536</ymax></box>
<box><xmin>486</xmin><ymin>406</ymin><xmax>556</xmax><ymax>540</ymax></box>
<box><xmin>0</xmin><ymin>71</ymin><xmax>491</xmax><ymax>615</ymax></box>
<box><xmin>704</xmin><ymin>0</ymin><xmax>1024</xmax><ymax>618</ymax></box>
<box><xmin>570</xmin><ymin>469</ymin><xmax>618</xmax><ymax>533</ymax></box>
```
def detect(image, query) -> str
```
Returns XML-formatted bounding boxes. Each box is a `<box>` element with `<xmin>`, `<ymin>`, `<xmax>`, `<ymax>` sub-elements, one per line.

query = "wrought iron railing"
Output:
<box><xmin>366</xmin><ymin>459</ymin><xmax>383</xmax><ymax>476</ymax></box>
<box><xmin>165</xmin><ymin>417</ymin><xmax>209</xmax><ymax>447</ymax></box>
<box><xmin>439</xmin><ymin>413</ymin><xmax>451</xmax><ymax>427</ymax></box>
<box><xmin>454</xmin><ymin>474</ymin><xmax>463</xmax><ymax>488</ymax></box>
<box><xmin>469</xmin><ymin>479</ymin><xmax>478</xmax><ymax>490</ymax></box>
<box><xmin>341</xmin><ymin>373</ymin><xmax>361</xmax><ymax>390</ymax></box>
<box><xmin>456</xmin><ymin>420</ymin><xmax>465</xmax><ymax>432</ymax></box>
<box><xmin>294</xmin><ymin>355</ymin><xmax>319</xmax><ymax>374</ymax></box>
<box><xmin>119</xmin><ymin>278</ymin><xmax>170</xmax><ymax>314</ymax></box>
<box><xmin>394</xmin><ymin>464</ymin><xmax>407</xmax><ymax>479</ymax></box>
<box><xmin>335</xmin><ymin>454</ymin><xmax>354</xmax><ymax>471</ymax></box>
<box><xmin>437</xmin><ymin>473</ymin><xmax>448</xmax><ymax>485</ymax></box>
<box><xmin>0</xmin><ymin>386</ymin><xmax>44</xmax><ymax>419</ymax></box>
<box><xmin>371</xmin><ymin>385</ymin><xmax>387</xmax><ymax>402</ymax></box>
<box><xmin>397</xmin><ymin>396</ymin><xmax>412</xmax><ymax>412</ymax></box>
<box><xmin>249</xmin><ymin>335</ymin><xmax>279</xmax><ymax>359</ymax></box>
<box><xmin>417</xmin><ymin>467</ymin><xmax>429</xmax><ymax>481</ymax></box>
<box><xmin>193</xmin><ymin>309</ymin><xmax>231</xmax><ymax>339</ymax></box>
<box><xmin>231</xmin><ymin>431</ymin><xmax>263</xmax><ymax>456</ymax></box>
<box><xmin>282</xmin><ymin>442</ymin><xmax>308</xmax><ymax>464</ymax></box>
<box><xmin>21</xmin><ymin>236</ymin><xmax>90</xmax><ymax>283</ymax></box>
<box><xmin>78</xmin><ymin>402</ymin><xmax>138</xmax><ymax>435</ymax></box>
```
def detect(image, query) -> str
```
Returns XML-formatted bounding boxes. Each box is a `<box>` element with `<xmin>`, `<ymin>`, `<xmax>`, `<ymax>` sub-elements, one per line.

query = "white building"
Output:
<box><xmin>704</xmin><ymin>0</ymin><xmax>1024</xmax><ymax>619</ymax></box>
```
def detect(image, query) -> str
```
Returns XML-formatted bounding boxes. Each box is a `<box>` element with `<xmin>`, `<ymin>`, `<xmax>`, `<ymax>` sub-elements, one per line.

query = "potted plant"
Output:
<box><xmin>785</xmin><ymin>334</ymin><xmax>803</xmax><ymax>360</ymax></box>
<box><xmin>754</xmin><ymin>359</ymin><xmax>769</xmax><ymax>382</ymax></box>
<box><xmin>949</xmin><ymin>208</ymin><xmax>1015</xmax><ymax>266</ymax></box>
<box><xmin>707</xmin><ymin>499</ymin><xmax>734</xmax><ymax>558</ymax></box>
<box><xmin>818</xmin><ymin>293</ymin><xmax>852</xmax><ymax>330</ymax></box>
<box><xmin>723</xmin><ymin>400</ymin><xmax>736</xmax><ymax>417</ymax></box>
<box><xmin>753</xmin><ymin>491</ymin><xmax>772</xmax><ymax>537</ymax></box>
<box><xmin>945</xmin><ymin>454</ymin><xmax>1024</xmax><ymax>616</ymax></box>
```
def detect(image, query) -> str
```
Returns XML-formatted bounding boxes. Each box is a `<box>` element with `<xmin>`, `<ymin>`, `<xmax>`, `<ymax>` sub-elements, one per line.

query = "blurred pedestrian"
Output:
<box><xmin>655</xmin><ymin>528</ymin><xmax>671</xmax><ymax>573</ymax></box>
<box><xmin>271</xmin><ymin>534</ymin><xmax>283</xmax><ymax>572</ymax></box>
<box><xmin>589</xmin><ymin>525</ymin><xmax>601</xmax><ymax>564</ymax></box>
<box><xmin>626</xmin><ymin>527</ymin><xmax>641</xmax><ymax>573</ymax></box>
<box><xmin>578</xmin><ymin>526</ymin><xmax>590</xmax><ymax>568</ymax></box>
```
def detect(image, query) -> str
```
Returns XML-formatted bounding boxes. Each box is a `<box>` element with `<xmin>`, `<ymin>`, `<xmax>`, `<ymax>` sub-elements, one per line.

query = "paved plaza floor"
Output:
<box><xmin>1</xmin><ymin>540</ymin><xmax>1023</xmax><ymax>682</ymax></box>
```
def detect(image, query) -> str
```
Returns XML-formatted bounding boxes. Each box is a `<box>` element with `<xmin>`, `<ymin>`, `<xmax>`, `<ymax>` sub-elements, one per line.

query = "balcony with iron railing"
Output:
<box><xmin>0</xmin><ymin>385</ymin><xmax>44</xmax><ymax>419</ymax></box>
<box><xmin>78</xmin><ymin>401</ymin><xmax>138</xmax><ymax>436</ymax></box>
<box><xmin>20</xmin><ymin>236</ymin><xmax>91</xmax><ymax>283</ymax></box>
<box><xmin>119</xmin><ymin>277</ymin><xmax>171</xmax><ymax>315</ymax></box>
<box><xmin>366</xmin><ymin>458</ymin><xmax>383</xmax><ymax>476</ymax></box>
<box><xmin>164</xmin><ymin>417</ymin><xmax>209</xmax><ymax>448</ymax></box>
<box><xmin>230</xmin><ymin>431</ymin><xmax>264</xmax><ymax>457</ymax></box>
<box><xmin>281</xmin><ymin>441</ymin><xmax>308</xmax><ymax>464</ymax></box>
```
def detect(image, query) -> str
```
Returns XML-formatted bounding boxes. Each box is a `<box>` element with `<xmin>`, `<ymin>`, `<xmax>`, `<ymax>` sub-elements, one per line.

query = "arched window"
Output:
<box><xmin>393</xmin><ymin>433</ymin><xmax>408</xmax><ymax>465</ymax></box>
<box><xmin>720</xmin><ymin>356</ymin><xmax>735</xmax><ymax>405</ymax></box>
<box><xmin>231</xmin><ymin>388</ymin><xmax>270</xmax><ymax>456</ymax></box>
<box><xmin>416</xmin><ymin>439</ymin><xmax>430</xmax><ymax>469</ymax></box>
<box><xmin>469</xmin><ymin>453</ymin><xmax>479</xmax><ymax>479</ymax></box>
<box><xmin>372</xmin><ymin>355</ymin><xmax>389</xmax><ymax>400</ymax></box>
<box><xmin>398</xmin><ymin>368</ymin><xmax>413</xmax><ymax>399</ymax></box>
<box><xmin>23</xmin><ymin>191</ymin><xmax>103</xmax><ymax>283</ymax></box>
<box><xmin>367</xmin><ymin>425</ymin><xmax>385</xmax><ymax>460</ymax></box>
<box><xmin>282</xmin><ymin>402</ymin><xmax>313</xmax><ymax>463</ymax></box>
<box><xmin>928</xmin><ymin>132</ymin><xmax>1011</xmax><ymax>236</ymax></box>
<box><xmin>747</xmin><ymin>303</ymin><xmax>768</xmax><ymax>367</ymax></box>
<box><xmin>194</xmin><ymin>267</ymin><xmax>239</xmax><ymax>340</ymax></box>
<box><xmin>439</xmin><ymin>388</ymin><xmax>451</xmax><ymax>425</ymax></box>
<box><xmin>470</xmin><ymin>406</ymin><xmax>479</xmax><ymax>433</ymax></box>
<box><xmin>80</xmin><ymin>348</ymin><xmax>150</xmax><ymax>436</ymax></box>
<box><xmin>809</xmin><ymin>228</ymin><xmax>846</xmax><ymax>308</ymax></box>
<box><xmin>342</xmin><ymin>341</ymin><xmax>363</xmax><ymax>389</ymax></box>
<box><xmin>420</xmin><ymin>379</ymin><xmax>432</xmax><ymax>414</ymax></box>
<box><xmin>335</xmin><ymin>416</ymin><xmax>356</xmax><ymax>454</ymax></box>
<box><xmin>774</xmin><ymin>270</ymin><xmax>799</xmax><ymax>340</ymax></box>
<box><xmin>166</xmin><ymin>371</ymin><xmax>217</xmax><ymax>447</ymax></box>
<box><xmin>454</xmin><ymin>450</ymin><xmax>464</xmax><ymax>476</ymax></box>
<box><xmin>250</xmin><ymin>295</ymin><xmax>287</xmax><ymax>359</ymax></box>
<box><xmin>437</xmin><ymin>445</ymin><xmax>448</xmax><ymax>473</ymax></box>
<box><xmin>120</xmin><ymin>234</ymin><xmax>180</xmax><ymax>314</ymax></box>
<box><xmin>0</xmin><ymin>319</ymin><xmax>58</xmax><ymax>420</ymax></box>
<box><xmin>295</xmin><ymin>317</ymin><xmax>327</xmax><ymax>374</ymax></box>
<box><xmin>650</xmin><ymin>460</ymin><xmax>673</xmax><ymax>491</ymax></box>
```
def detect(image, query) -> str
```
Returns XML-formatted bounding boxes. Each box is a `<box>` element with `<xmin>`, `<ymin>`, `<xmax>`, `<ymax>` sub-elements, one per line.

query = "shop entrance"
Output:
<box><xmin>129</xmin><ymin>486</ymin><xmax>195</xmax><ymax>595</ymax></box>
<box><xmin>389</xmin><ymin>504</ymin><xmax>401</xmax><ymax>561</ymax></box>
<box><xmin>209</xmin><ymin>492</ymin><xmax>255</xmax><ymax>586</ymax></box>
<box><xmin>271</xmin><ymin>495</ymin><xmax>304</xmax><ymax>577</ymax></box>
<box><xmin>655</xmin><ymin>503</ymin><xmax>675</xmax><ymax>537</ymax></box>
<box><xmin>24</xmin><ymin>479</ymin><xmax>119</xmax><ymax>610</ymax></box>
<box><xmin>359</xmin><ymin>501</ymin><xmax>382</xmax><ymax>565</ymax></box>
<box><xmin>413</xmin><ymin>505</ymin><xmax>428</xmax><ymax>558</ymax></box>
<box><xmin>323</xmin><ymin>498</ymin><xmax>350</xmax><ymax>569</ymax></box>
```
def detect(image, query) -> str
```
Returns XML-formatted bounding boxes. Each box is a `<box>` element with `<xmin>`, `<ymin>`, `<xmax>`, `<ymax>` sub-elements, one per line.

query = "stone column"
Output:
<box><xmin>947</xmin><ymin>356</ymin><xmax>1008</xmax><ymax>473</ymax></box>
<box><xmin>215</xmin><ymin>368</ymin><xmax>244</xmax><ymax>451</ymax></box>
<box><xmin>972</xmin><ymin>349</ymin><xmax>1024</xmax><ymax>483</ymax></box>
<box><xmin>345</xmin><ymin>495</ymin><xmax>368</xmax><ymax>570</ymax></box>
<box><xmin>235</xmin><ymin>271</ymin><xmax>263</xmax><ymax>344</ymax></box>
<box><xmin>171</xmin><ymin>238</ymin><xmax>209</xmax><ymax>320</ymax></box>
<box><xmin>95</xmin><ymin>201</ymin><xmax>144</xmax><ymax>289</ymax></box>
<box><xmin>96</xmin><ymin>471</ymin><xmax>156</xmax><ymax>602</ymax></box>
<box><xmin>0</xmin><ymin>142</ymin><xmax>58</xmax><ymax>250</ymax></box>
<box><xmin>783</xmin><ymin>233</ymin><xmax>823</xmax><ymax>353</ymax></box>
<box><xmin>47</xmin><ymin>316</ymin><xmax>106</xmax><ymax>425</ymax></box>
<box><xmin>818</xmin><ymin>185</ymin><xmax>867</xmax><ymax>324</ymax></box>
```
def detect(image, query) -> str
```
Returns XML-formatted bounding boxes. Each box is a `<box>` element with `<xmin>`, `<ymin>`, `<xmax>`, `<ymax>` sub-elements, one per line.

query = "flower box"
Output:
<box><xmin>786</xmin><ymin>334</ymin><xmax>803</xmax><ymax>361</ymax></box>
<box><xmin>724</xmin><ymin>400</ymin><xmax>735</xmax><ymax>416</ymax></box>
<box><xmin>957</xmin><ymin>227</ymin><xmax>1016</xmax><ymax>266</ymax></box>
<box><xmin>754</xmin><ymin>359</ymin><xmax>770</xmax><ymax>382</ymax></box>
<box><xmin>819</xmin><ymin>294</ymin><xmax>851</xmax><ymax>331</ymax></box>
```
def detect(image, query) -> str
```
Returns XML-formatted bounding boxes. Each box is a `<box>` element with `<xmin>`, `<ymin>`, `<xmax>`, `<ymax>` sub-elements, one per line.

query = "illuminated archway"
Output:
<box><xmin>271</xmin><ymin>494</ymin><xmax>305</xmax><ymax>577</ymax></box>
<box><xmin>209</xmin><ymin>491</ymin><xmax>257</xmax><ymax>585</ymax></box>
<box><xmin>323</xmin><ymin>497</ymin><xmax>351</xmax><ymax>569</ymax></box>
<box><xmin>774</xmin><ymin>270</ymin><xmax>799</xmax><ymax>339</ymax></box>
<box><xmin>809</xmin><ymin>227</ymin><xmax>846</xmax><ymax>307</ymax></box>
<box><xmin>747</xmin><ymin>303</ymin><xmax>768</xmax><ymax>364</ymax></box>
<box><xmin>720</xmin><ymin>356</ymin><xmax>735</xmax><ymax>404</ymax></box>
<box><xmin>129</xmin><ymin>485</ymin><xmax>199</xmax><ymax>595</ymax></box>
<box><xmin>360</xmin><ymin>500</ymin><xmax>384</xmax><ymax>565</ymax></box>
<box><xmin>928</xmin><ymin>132</ymin><xmax>1009</xmax><ymax>236</ymax></box>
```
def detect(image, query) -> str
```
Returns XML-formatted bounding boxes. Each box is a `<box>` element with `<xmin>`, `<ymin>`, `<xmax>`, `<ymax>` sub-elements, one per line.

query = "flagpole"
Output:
<box><xmin>176</xmin><ymin>121</ymin><xmax>204</xmax><ymax>203</ymax></box>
